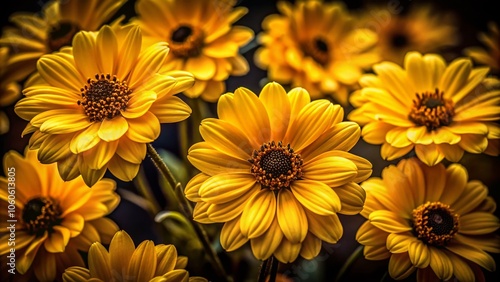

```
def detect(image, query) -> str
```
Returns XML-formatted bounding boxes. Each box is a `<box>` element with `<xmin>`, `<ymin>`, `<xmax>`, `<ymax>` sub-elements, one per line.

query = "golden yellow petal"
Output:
<box><xmin>439</xmin><ymin>163</ymin><xmax>468</xmax><ymax>205</ymax></box>
<box><xmin>446</xmin><ymin>251</ymin><xmax>475</xmax><ymax>282</ymax></box>
<box><xmin>438</xmin><ymin>58</ymin><xmax>471</xmax><ymax>98</ymax></box>
<box><xmin>79</xmin><ymin>157</ymin><xmax>107</xmax><ymax>187</ymax></box>
<box><xmin>445</xmin><ymin>122</ymin><xmax>489</xmax><ymax>135</ymax></box>
<box><xmin>193</xmin><ymin>202</ymin><xmax>212</xmax><ymax>224</ymax></box>
<box><xmin>121</xmin><ymin>90</ymin><xmax>157</xmax><ymax>120</ymax></box>
<box><xmin>386</xmin><ymin>127</ymin><xmax>413</xmax><ymax>148</ymax></box>
<box><xmin>200</xmin><ymin>80</ymin><xmax>226</xmax><ymax>102</ymax></box>
<box><xmin>287</xmin><ymin>87</ymin><xmax>311</xmax><ymax>122</ymax></box>
<box><xmin>369</xmin><ymin>210</ymin><xmax>413</xmax><ymax>233</ymax></box>
<box><xmin>408</xmin><ymin>240</ymin><xmax>431</xmax><ymax>268</ymax></box>
<box><xmin>70</xmin><ymin>123</ymin><xmax>101</xmax><ymax>154</ymax></box>
<box><xmin>125</xmin><ymin>111</ymin><xmax>161</xmax><ymax>143</ymax></box>
<box><xmin>82</xmin><ymin>140</ymin><xmax>118</xmax><ymax>170</ymax></box>
<box><xmin>458</xmin><ymin>134</ymin><xmax>489</xmax><ymax>153</ymax></box>
<box><xmin>90</xmin><ymin>218</ymin><xmax>119</xmax><ymax>244</ymax></box>
<box><xmin>450</xmin><ymin>67</ymin><xmax>490</xmax><ymax>104</ymax></box>
<box><xmin>446</xmin><ymin>242</ymin><xmax>496</xmax><ymax>272</ymax></box>
<box><xmin>381</xmin><ymin>165</ymin><xmax>415</xmax><ymax>215</ymax></box>
<box><xmin>71</xmin><ymin>222</ymin><xmax>100</xmax><ymax>251</ymax></box>
<box><xmin>415</xmin><ymin>143</ymin><xmax>444</xmax><ymax>166</ymax></box>
<box><xmin>207</xmin><ymin>183</ymin><xmax>260</xmax><ymax>222</ymax></box>
<box><xmin>364</xmin><ymin>245</ymin><xmax>391</xmax><ymax>261</ymax></box>
<box><xmin>329</xmin><ymin>150</ymin><xmax>373</xmax><ymax>183</ymax></box>
<box><xmin>128</xmin><ymin>42</ymin><xmax>169</xmax><ymax>89</ymax></box>
<box><xmin>89</xmin><ymin>242</ymin><xmax>112</xmax><ymax>281</ymax></box>
<box><xmin>240</xmin><ymin>189</ymin><xmax>276</xmax><ymax>239</ymax></box>
<box><xmin>372</xmin><ymin>61</ymin><xmax>414</xmax><ymax>103</ymax></box>
<box><xmin>388</xmin><ymin>253</ymin><xmax>416</xmax><ymax>280</ymax></box>
<box><xmin>334</xmin><ymin>182</ymin><xmax>366</xmax><ymax>215</ymax></box>
<box><xmin>250</xmin><ymin>217</ymin><xmax>283</xmax><ymax>260</ymax></box>
<box><xmin>405</xmin><ymin>52</ymin><xmax>446</xmax><ymax>93</ymax></box>
<box><xmin>452</xmin><ymin>181</ymin><xmax>489</xmax><ymax>215</ymax></box>
<box><xmin>397</xmin><ymin>158</ymin><xmax>426</xmax><ymax>206</ymax></box>
<box><xmin>127</xmin><ymin>241</ymin><xmax>157</xmax><ymax>282</ymax></box>
<box><xmin>361</xmin><ymin>121</ymin><xmax>395</xmax><ymax>144</ymax></box>
<box><xmin>274</xmin><ymin>238</ymin><xmax>301</xmax><ymax>263</ymax></box>
<box><xmin>37</xmin><ymin>53</ymin><xmax>83</xmax><ymax>91</ymax></box>
<box><xmin>98</xmin><ymin>116</ymin><xmax>128</xmax><ymax>142</ymax></box>
<box><xmin>199</xmin><ymin>118</ymin><xmax>253</xmax><ymax>160</ymax></box>
<box><xmin>149</xmin><ymin>96</ymin><xmax>192</xmax><ymax>123</ymax></box>
<box><xmin>356</xmin><ymin>221</ymin><xmax>388</xmax><ymax>246</ymax></box>
<box><xmin>277</xmin><ymin>189</ymin><xmax>308</xmax><ymax>244</ymax></box>
<box><xmin>459</xmin><ymin>212</ymin><xmax>500</xmax><ymax>235</ymax></box>
<box><xmin>38</xmin><ymin>133</ymin><xmax>73</xmax><ymax>164</ymax></box>
<box><xmin>57</xmin><ymin>153</ymin><xmax>81</xmax><ymax>181</ymax></box>
<box><xmin>162</xmin><ymin>269</ymin><xmax>189</xmax><ymax>281</ymax></box>
<box><xmin>299</xmin><ymin>233</ymin><xmax>321</xmax><ymax>260</ymax></box>
<box><xmin>60</xmin><ymin>213</ymin><xmax>85</xmax><ymax>236</ymax></box>
<box><xmin>386</xmin><ymin>233</ymin><xmax>417</xmax><ymax>254</ymax></box>
<box><xmin>17</xmin><ymin>234</ymin><xmax>46</xmax><ymax>274</ymax></box>
<box><xmin>31</xmin><ymin>109</ymin><xmax>89</xmax><ymax>134</ymax></box>
<box><xmin>437</xmin><ymin>143</ymin><xmax>464</xmax><ymax>162</ymax></box>
<box><xmin>259</xmin><ymin>82</ymin><xmax>291</xmax><ymax>141</ymax></box>
<box><xmin>187</xmin><ymin>142</ymin><xmax>250</xmax><ymax>176</ymax></box>
<box><xmin>381</xmin><ymin>142</ymin><xmax>414</xmax><ymax>161</ymax></box>
<box><xmin>428</xmin><ymin>247</ymin><xmax>454</xmax><ymax>281</ymax></box>
<box><xmin>305</xmin><ymin>210</ymin><xmax>342</xmax><ymax>244</ymax></box>
<box><xmin>107</xmin><ymin>155</ymin><xmax>140</xmax><ymax>182</ymax></box>
<box><xmin>34</xmin><ymin>252</ymin><xmax>57</xmax><ymax>281</ymax></box>
<box><xmin>115</xmin><ymin>136</ymin><xmax>147</xmax><ymax>164</ymax></box>
<box><xmin>95</xmin><ymin>25</ymin><xmax>118</xmax><ymax>75</ymax></box>
<box><xmin>184</xmin><ymin>173</ymin><xmax>210</xmax><ymax>202</ymax></box>
<box><xmin>63</xmin><ymin>266</ymin><xmax>92</xmax><ymax>281</ymax></box>
<box><xmin>186</xmin><ymin>56</ymin><xmax>217</xmax><ymax>80</ymax></box>
<box><xmin>220</xmin><ymin>217</ymin><xmax>249</xmax><ymax>252</ymax></box>
<box><xmin>303</xmin><ymin>154</ymin><xmax>357</xmax><ymax>188</ymax></box>
<box><xmin>290</xmin><ymin>180</ymin><xmax>340</xmax><ymax>215</ymax></box>
<box><xmin>115</xmin><ymin>25</ymin><xmax>142</xmax><ymax>79</ymax></box>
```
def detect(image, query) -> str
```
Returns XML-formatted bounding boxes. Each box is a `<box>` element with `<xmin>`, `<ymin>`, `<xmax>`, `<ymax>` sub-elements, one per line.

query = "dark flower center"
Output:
<box><xmin>169</xmin><ymin>24</ymin><xmax>204</xmax><ymax>58</ymax></box>
<box><xmin>78</xmin><ymin>74</ymin><xmax>132</xmax><ymax>122</ymax></box>
<box><xmin>408</xmin><ymin>88</ymin><xmax>455</xmax><ymax>131</ymax></box>
<box><xmin>391</xmin><ymin>33</ymin><xmax>409</xmax><ymax>48</ymax></box>
<box><xmin>249</xmin><ymin>141</ymin><xmax>303</xmax><ymax>191</ymax></box>
<box><xmin>48</xmin><ymin>21</ymin><xmax>81</xmax><ymax>52</ymax></box>
<box><xmin>412</xmin><ymin>201</ymin><xmax>459</xmax><ymax>246</ymax></box>
<box><xmin>302</xmin><ymin>37</ymin><xmax>330</xmax><ymax>65</ymax></box>
<box><xmin>22</xmin><ymin>197</ymin><xmax>62</xmax><ymax>237</ymax></box>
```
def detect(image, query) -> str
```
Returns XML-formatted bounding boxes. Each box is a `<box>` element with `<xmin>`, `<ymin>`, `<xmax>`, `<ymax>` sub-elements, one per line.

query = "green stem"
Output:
<box><xmin>334</xmin><ymin>245</ymin><xmax>363</xmax><ymax>282</ymax></box>
<box><xmin>133</xmin><ymin>166</ymin><xmax>161</xmax><ymax>215</ymax></box>
<box><xmin>146</xmin><ymin>143</ymin><xmax>230</xmax><ymax>282</ymax></box>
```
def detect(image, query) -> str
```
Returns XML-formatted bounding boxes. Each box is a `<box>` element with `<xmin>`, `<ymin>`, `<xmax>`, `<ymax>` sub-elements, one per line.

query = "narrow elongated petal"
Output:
<box><xmin>240</xmin><ymin>190</ymin><xmax>276</xmax><ymax>239</ymax></box>
<box><xmin>277</xmin><ymin>189</ymin><xmax>308</xmax><ymax>243</ymax></box>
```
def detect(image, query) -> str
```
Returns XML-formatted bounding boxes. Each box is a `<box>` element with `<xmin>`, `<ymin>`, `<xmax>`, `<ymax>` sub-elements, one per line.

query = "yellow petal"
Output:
<box><xmin>388</xmin><ymin>253</ymin><xmax>416</xmax><ymax>280</ymax></box>
<box><xmin>439</xmin><ymin>163</ymin><xmax>467</xmax><ymax>205</ymax></box>
<box><xmin>274</xmin><ymin>238</ymin><xmax>301</xmax><ymax>263</ymax></box>
<box><xmin>386</xmin><ymin>233</ymin><xmax>416</xmax><ymax>254</ymax></box>
<box><xmin>82</xmin><ymin>140</ymin><xmax>118</xmax><ymax>170</ymax></box>
<box><xmin>335</xmin><ymin>183</ymin><xmax>366</xmax><ymax>215</ymax></box>
<box><xmin>381</xmin><ymin>142</ymin><xmax>414</xmax><ymax>161</ymax></box>
<box><xmin>240</xmin><ymin>189</ymin><xmax>276</xmax><ymax>239</ymax></box>
<box><xmin>250</xmin><ymin>217</ymin><xmax>283</xmax><ymax>260</ymax></box>
<box><xmin>121</xmin><ymin>90</ymin><xmax>157</xmax><ymax>119</ymax></box>
<box><xmin>408</xmin><ymin>240</ymin><xmax>431</xmax><ymax>268</ymax></box>
<box><xmin>299</xmin><ymin>233</ymin><xmax>321</xmax><ymax>260</ymax></box>
<box><xmin>96</xmin><ymin>25</ymin><xmax>118</xmax><ymax>74</ymax></box>
<box><xmin>356</xmin><ymin>221</ymin><xmax>388</xmax><ymax>246</ymax></box>
<box><xmin>72</xmin><ymin>31</ymin><xmax>98</xmax><ymax>79</ymax></box>
<box><xmin>199</xmin><ymin>173</ymin><xmax>256</xmax><ymax>204</ymax></box>
<box><xmin>306</xmin><ymin>210</ymin><xmax>342</xmax><ymax>244</ymax></box>
<box><xmin>429</xmin><ymin>247</ymin><xmax>453</xmax><ymax>281</ymax></box>
<box><xmin>437</xmin><ymin>143</ymin><xmax>464</xmax><ymax>162</ymax></box>
<box><xmin>220</xmin><ymin>217</ymin><xmax>249</xmax><ymax>252</ymax></box>
<box><xmin>259</xmin><ymin>82</ymin><xmax>291</xmax><ymax>141</ymax></box>
<box><xmin>107</xmin><ymin>155</ymin><xmax>140</xmax><ymax>182</ymax></box>
<box><xmin>187</xmin><ymin>142</ymin><xmax>250</xmax><ymax>176</ymax></box>
<box><xmin>459</xmin><ymin>212</ymin><xmax>500</xmax><ymax>235</ymax></box>
<box><xmin>439</xmin><ymin>58</ymin><xmax>471</xmax><ymax>100</ymax></box>
<box><xmin>149</xmin><ymin>96</ymin><xmax>192</xmax><ymax>123</ymax></box>
<box><xmin>386</xmin><ymin>127</ymin><xmax>413</xmax><ymax>148</ymax></box>
<box><xmin>207</xmin><ymin>185</ymin><xmax>258</xmax><ymax>222</ymax></box>
<box><xmin>302</xmin><ymin>155</ymin><xmax>357</xmax><ymax>188</ymax></box>
<box><xmin>369</xmin><ymin>210</ymin><xmax>413</xmax><ymax>233</ymax></box>
<box><xmin>38</xmin><ymin>52</ymin><xmax>82</xmax><ymax>91</ymax></box>
<box><xmin>70</xmin><ymin>123</ymin><xmax>101</xmax><ymax>154</ymax></box>
<box><xmin>98</xmin><ymin>116</ymin><xmax>128</xmax><ymax>142</ymax></box>
<box><xmin>127</xmin><ymin>241</ymin><xmax>157</xmax><ymax>281</ymax></box>
<box><xmin>277</xmin><ymin>189</ymin><xmax>308</xmax><ymax>243</ymax></box>
<box><xmin>115</xmin><ymin>25</ymin><xmax>142</xmax><ymax>79</ymax></box>
<box><xmin>415</xmin><ymin>143</ymin><xmax>444</xmax><ymax>166</ymax></box>
<box><xmin>458</xmin><ymin>134</ymin><xmax>488</xmax><ymax>153</ymax></box>
<box><xmin>44</xmin><ymin>225</ymin><xmax>70</xmax><ymax>252</ymax></box>
<box><xmin>420</xmin><ymin>161</ymin><xmax>446</xmax><ymax>202</ymax></box>
<box><xmin>125</xmin><ymin>111</ymin><xmax>160</xmax><ymax>143</ymax></box>
<box><xmin>447</xmin><ymin>251</ymin><xmax>475</xmax><ymax>282</ymax></box>
<box><xmin>154</xmin><ymin>245</ymin><xmax>177</xmax><ymax>276</ymax></box>
<box><xmin>38</xmin><ymin>133</ymin><xmax>73</xmax><ymax>164</ymax></box>
<box><xmin>287</xmin><ymin>87</ymin><xmax>311</xmax><ymax>122</ymax></box>
<box><xmin>33</xmin><ymin>109</ymin><xmax>90</xmax><ymax>134</ymax></box>
<box><xmin>364</xmin><ymin>244</ymin><xmax>391</xmax><ymax>260</ymax></box>
<box><xmin>291</xmin><ymin>180</ymin><xmax>340</xmax><ymax>215</ymax></box>
<box><xmin>199</xmin><ymin>118</ymin><xmax>253</xmax><ymax>160</ymax></box>
<box><xmin>185</xmin><ymin>55</ymin><xmax>216</xmax><ymax>80</ymax></box>
<box><xmin>397</xmin><ymin>158</ymin><xmax>425</xmax><ymax>207</ymax></box>
<box><xmin>115</xmin><ymin>136</ymin><xmax>146</xmax><ymax>164</ymax></box>
<box><xmin>161</xmin><ymin>269</ymin><xmax>189</xmax><ymax>281</ymax></box>
<box><xmin>184</xmin><ymin>173</ymin><xmax>210</xmax><ymax>202</ymax></box>
<box><xmin>129</xmin><ymin>42</ymin><xmax>169</xmax><ymax>89</ymax></box>
<box><xmin>88</xmin><ymin>243</ymin><xmax>112</xmax><ymax>281</ymax></box>
<box><xmin>446</xmin><ymin>243</ymin><xmax>496</xmax><ymax>272</ymax></box>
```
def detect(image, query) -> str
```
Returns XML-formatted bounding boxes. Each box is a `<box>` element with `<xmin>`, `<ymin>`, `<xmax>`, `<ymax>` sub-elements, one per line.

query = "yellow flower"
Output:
<box><xmin>15</xmin><ymin>24</ymin><xmax>195</xmax><ymax>187</ymax></box>
<box><xmin>254</xmin><ymin>0</ymin><xmax>379</xmax><ymax>105</ymax></box>
<box><xmin>358</xmin><ymin>4</ymin><xmax>459</xmax><ymax>65</ymax></box>
<box><xmin>0</xmin><ymin>46</ymin><xmax>21</xmax><ymax>134</ymax></box>
<box><xmin>185</xmin><ymin>82</ymin><xmax>372</xmax><ymax>263</ymax></box>
<box><xmin>356</xmin><ymin>157</ymin><xmax>500</xmax><ymax>281</ymax></box>
<box><xmin>0</xmin><ymin>149</ymin><xmax>119</xmax><ymax>281</ymax></box>
<box><xmin>63</xmin><ymin>230</ymin><xmax>207</xmax><ymax>282</ymax></box>
<box><xmin>465</xmin><ymin>22</ymin><xmax>500</xmax><ymax>73</ymax></box>
<box><xmin>0</xmin><ymin>0</ymin><xmax>127</xmax><ymax>82</ymax></box>
<box><xmin>131</xmin><ymin>0</ymin><xmax>254</xmax><ymax>102</ymax></box>
<box><xmin>348</xmin><ymin>51</ymin><xmax>500</xmax><ymax>166</ymax></box>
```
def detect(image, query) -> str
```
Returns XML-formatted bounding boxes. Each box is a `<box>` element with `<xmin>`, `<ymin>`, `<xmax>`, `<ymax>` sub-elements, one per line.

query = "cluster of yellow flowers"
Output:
<box><xmin>0</xmin><ymin>0</ymin><xmax>499</xmax><ymax>281</ymax></box>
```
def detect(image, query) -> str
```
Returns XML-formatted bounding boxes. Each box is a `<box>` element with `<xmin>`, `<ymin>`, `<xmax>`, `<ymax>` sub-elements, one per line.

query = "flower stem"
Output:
<box><xmin>334</xmin><ymin>245</ymin><xmax>363</xmax><ymax>282</ymax></box>
<box><xmin>269</xmin><ymin>256</ymin><xmax>279</xmax><ymax>282</ymax></box>
<box><xmin>146</xmin><ymin>143</ymin><xmax>230</xmax><ymax>282</ymax></box>
<box><xmin>257</xmin><ymin>258</ymin><xmax>270</xmax><ymax>282</ymax></box>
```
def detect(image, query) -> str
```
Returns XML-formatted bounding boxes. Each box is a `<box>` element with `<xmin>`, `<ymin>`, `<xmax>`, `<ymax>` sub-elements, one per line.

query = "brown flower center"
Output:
<box><xmin>169</xmin><ymin>24</ymin><xmax>204</xmax><ymax>58</ymax></box>
<box><xmin>48</xmin><ymin>21</ymin><xmax>81</xmax><ymax>52</ymax></box>
<box><xmin>78</xmin><ymin>74</ymin><xmax>131</xmax><ymax>122</ymax></box>
<box><xmin>412</xmin><ymin>201</ymin><xmax>459</xmax><ymax>246</ymax></box>
<box><xmin>302</xmin><ymin>37</ymin><xmax>330</xmax><ymax>66</ymax></box>
<box><xmin>408</xmin><ymin>88</ymin><xmax>455</xmax><ymax>131</ymax></box>
<box><xmin>391</xmin><ymin>32</ymin><xmax>409</xmax><ymax>48</ymax></box>
<box><xmin>249</xmin><ymin>141</ymin><xmax>303</xmax><ymax>191</ymax></box>
<box><xmin>22</xmin><ymin>197</ymin><xmax>62</xmax><ymax>236</ymax></box>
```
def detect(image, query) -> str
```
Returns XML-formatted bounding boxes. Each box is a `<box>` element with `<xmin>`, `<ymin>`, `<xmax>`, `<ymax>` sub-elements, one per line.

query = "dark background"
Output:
<box><xmin>1</xmin><ymin>0</ymin><xmax>499</xmax><ymax>281</ymax></box>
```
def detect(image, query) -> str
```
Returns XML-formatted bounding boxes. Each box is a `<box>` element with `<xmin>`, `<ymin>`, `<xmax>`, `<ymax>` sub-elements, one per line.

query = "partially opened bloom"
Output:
<box><xmin>63</xmin><ymin>230</ymin><xmax>207</xmax><ymax>282</ymax></box>
<box><xmin>358</xmin><ymin>4</ymin><xmax>459</xmax><ymax>65</ymax></box>
<box><xmin>348</xmin><ymin>51</ymin><xmax>500</xmax><ymax>166</ymax></box>
<box><xmin>254</xmin><ymin>0</ymin><xmax>379</xmax><ymax>105</ymax></box>
<box><xmin>465</xmin><ymin>22</ymin><xmax>500</xmax><ymax>73</ymax></box>
<box><xmin>132</xmin><ymin>0</ymin><xmax>254</xmax><ymax>102</ymax></box>
<box><xmin>356</xmin><ymin>157</ymin><xmax>500</xmax><ymax>281</ymax></box>
<box><xmin>0</xmin><ymin>46</ymin><xmax>21</xmax><ymax>134</ymax></box>
<box><xmin>0</xmin><ymin>149</ymin><xmax>119</xmax><ymax>281</ymax></box>
<box><xmin>0</xmin><ymin>0</ymin><xmax>127</xmax><ymax>81</ymax></box>
<box><xmin>15</xmin><ymin>24</ymin><xmax>194</xmax><ymax>187</ymax></box>
<box><xmin>185</xmin><ymin>82</ymin><xmax>372</xmax><ymax>263</ymax></box>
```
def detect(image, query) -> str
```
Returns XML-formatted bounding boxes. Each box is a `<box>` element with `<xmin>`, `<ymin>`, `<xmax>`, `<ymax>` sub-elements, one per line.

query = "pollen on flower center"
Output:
<box><xmin>249</xmin><ymin>141</ymin><xmax>303</xmax><ymax>191</ymax></box>
<box><xmin>169</xmin><ymin>24</ymin><xmax>204</xmax><ymax>58</ymax></box>
<box><xmin>78</xmin><ymin>74</ymin><xmax>131</xmax><ymax>122</ymax></box>
<box><xmin>412</xmin><ymin>201</ymin><xmax>459</xmax><ymax>246</ymax></box>
<box><xmin>408</xmin><ymin>88</ymin><xmax>455</xmax><ymax>131</ymax></box>
<box><xmin>48</xmin><ymin>21</ymin><xmax>81</xmax><ymax>52</ymax></box>
<box><xmin>22</xmin><ymin>197</ymin><xmax>62</xmax><ymax>237</ymax></box>
<box><xmin>302</xmin><ymin>37</ymin><xmax>330</xmax><ymax>65</ymax></box>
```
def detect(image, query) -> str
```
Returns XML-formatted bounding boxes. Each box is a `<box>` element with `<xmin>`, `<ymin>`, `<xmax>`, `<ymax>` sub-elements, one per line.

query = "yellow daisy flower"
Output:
<box><xmin>63</xmin><ymin>230</ymin><xmax>207</xmax><ymax>282</ymax></box>
<box><xmin>358</xmin><ymin>4</ymin><xmax>459</xmax><ymax>65</ymax></box>
<box><xmin>356</xmin><ymin>157</ymin><xmax>500</xmax><ymax>281</ymax></box>
<box><xmin>0</xmin><ymin>46</ymin><xmax>21</xmax><ymax>134</ymax></box>
<box><xmin>185</xmin><ymin>82</ymin><xmax>372</xmax><ymax>263</ymax></box>
<box><xmin>348</xmin><ymin>51</ymin><xmax>500</xmax><ymax>166</ymax></box>
<box><xmin>0</xmin><ymin>0</ymin><xmax>126</xmax><ymax>82</ymax></box>
<box><xmin>254</xmin><ymin>0</ymin><xmax>379</xmax><ymax>105</ymax></box>
<box><xmin>14</xmin><ymin>24</ymin><xmax>195</xmax><ymax>187</ymax></box>
<box><xmin>0</xmin><ymin>149</ymin><xmax>120</xmax><ymax>281</ymax></box>
<box><xmin>465</xmin><ymin>22</ymin><xmax>500</xmax><ymax>73</ymax></box>
<box><xmin>131</xmin><ymin>0</ymin><xmax>254</xmax><ymax>102</ymax></box>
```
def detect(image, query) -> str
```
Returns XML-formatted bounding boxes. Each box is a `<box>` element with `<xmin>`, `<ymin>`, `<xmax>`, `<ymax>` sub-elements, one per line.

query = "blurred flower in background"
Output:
<box><xmin>185</xmin><ymin>82</ymin><xmax>371</xmax><ymax>263</ymax></box>
<box><xmin>254</xmin><ymin>0</ymin><xmax>379</xmax><ymax>105</ymax></box>
<box><xmin>349</xmin><ymin>51</ymin><xmax>500</xmax><ymax>166</ymax></box>
<box><xmin>0</xmin><ymin>46</ymin><xmax>21</xmax><ymax>134</ymax></box>
<box><xmin>357</xmin><ymin>157</ymin><xmax>500</xmax><ymax>281</ymax></box>
<box><xmin>465</xmin><ymin>21</ymin><xmax>500</xmax><ymax>73</ymax></box>
<box><xmin>0</xmin><ymin>149</ymin><xmax>119</xmax><ymax>281</ymax></box>
<box><xmin>63</xmin><ymin>230</ymin><xmax>207</xmax><ymax>282</ymax></box>
<box><xmin>0</xmin><ymin>0</ymin><xmax>127</xmax><ymax>83</ymax></box>
<box><xmin>132</xmin><ymin>0</ymin><xmax>254</xmax><ymax>102</ymax></box>
<box><xmin>14</xmin><ymin>24</ymin><xmax>194</xmax><ymax>187</ymax></box>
